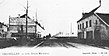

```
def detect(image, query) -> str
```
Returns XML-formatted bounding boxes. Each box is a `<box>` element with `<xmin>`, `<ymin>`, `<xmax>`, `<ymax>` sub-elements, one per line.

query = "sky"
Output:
<box><xmin>0</xmin><ymin>0</ymin><xmax>109</xmax><ymax>36</ymax></box>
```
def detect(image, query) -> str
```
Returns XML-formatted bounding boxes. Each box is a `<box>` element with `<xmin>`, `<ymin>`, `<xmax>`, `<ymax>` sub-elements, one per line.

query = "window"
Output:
<box><xmin>80</xmin><ymin>24</ymin><xmax>81</xmax><ymax>29</ymax></box>
<box><xmin>78</xmin><ymin>25</ymin><xmax>79</xmax><ymax>30</ymax></box>
<box><xmin>89</xmin><ymin>20</ymin><xmax>92</xmax><ymax>27</ymax></box>
<box><xmin>86</xmin><ymin>21</ymin><xmax>88</xmax><ymax>28</ymax></box>
<box><xmin>82</xmin><ymin>23</ymin><xmax>84</xmax><ymax>29</ymax></box>
<box><xmin>0</xmin><ymin>24</ymin><xmax>2</xmax><ymax>28</ymax></box>
<box><xmin>95</xmin><ymin>20</ymin><xmax>97</xmax><ymax>25</ymax></box>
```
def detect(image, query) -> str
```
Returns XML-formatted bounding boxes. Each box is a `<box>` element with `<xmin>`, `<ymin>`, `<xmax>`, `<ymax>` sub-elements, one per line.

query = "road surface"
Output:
<box><xmin>33</xmin><ymin>38</ymin><xmax>109</xmax><ymax>50</ymax></box>
<box><xmin>0</xmin><ymin>38</ymin><xmax>109</xmax><ymax>56</ymax></box>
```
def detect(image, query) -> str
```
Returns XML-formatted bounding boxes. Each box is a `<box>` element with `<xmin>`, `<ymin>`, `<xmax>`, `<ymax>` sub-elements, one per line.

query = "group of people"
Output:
<box><xmin>43</xmin><ymin>33</ymin><xmax>51</xmax><ymax>40</ymax></box>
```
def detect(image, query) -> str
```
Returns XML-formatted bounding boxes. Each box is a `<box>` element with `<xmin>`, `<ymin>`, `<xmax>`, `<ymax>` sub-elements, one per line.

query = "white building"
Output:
<box><xmin>9</xmin><ymin>14</ymin><xmax>44</xmax><ymax>38</ymax></box>
<box><xmin>77</xmin><ymin>0</ymin><xmax>109</xmax><ymax>42</ymax></box>
<box><xmin>0</xmin><ymin>22</ymin><xmax>8</xmax><ymax>38</ymax></box>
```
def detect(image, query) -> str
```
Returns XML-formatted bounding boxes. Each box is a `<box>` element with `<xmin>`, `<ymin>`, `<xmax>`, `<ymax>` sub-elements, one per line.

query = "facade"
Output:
<box><xmin>77</xmin><ymin>0</ymin><xmax>109</xmax><ymax>42</ymax></box>
<box><xmin>77</xmin><ymin>13</ymin><xmax>109</xmax><ymax>42</ymax></box>
<box><xmin>0</xmin><ymin>22</ymin><xmax>8</xmax><ymax>38</ymax></box>
<box><xmin>9</xmin><ymin>14</ymin><xmax>39</xmax><ymax>38</ymax></box>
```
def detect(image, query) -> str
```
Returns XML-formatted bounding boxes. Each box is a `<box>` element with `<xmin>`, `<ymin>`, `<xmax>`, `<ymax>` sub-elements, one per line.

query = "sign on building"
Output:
<box><xmin>9</xmin><ymin>16</ymin><xmax>36</xmax><ymax>33</ymax></box>
<box><xmin>9</xmin><ymin>17</ymin><xmax>35</xmax><ymax>25</ymax></box>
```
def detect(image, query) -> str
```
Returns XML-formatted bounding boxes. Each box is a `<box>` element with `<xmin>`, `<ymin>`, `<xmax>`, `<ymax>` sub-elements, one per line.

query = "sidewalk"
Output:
<box><xmin>67</xmin><ymin>42</ymin><xmax>109</xmax><ymax>50</ymax></box>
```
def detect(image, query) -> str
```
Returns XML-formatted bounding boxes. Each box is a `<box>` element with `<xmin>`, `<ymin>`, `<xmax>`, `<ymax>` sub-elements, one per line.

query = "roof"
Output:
<box><xmin>20</xmin><ymin>14</ymin><xmax>31</xmax><ymax>19</ymax></box>
<box><xmin>77</xmin><ymin>13</ymin><xmax>94</xmax><ymax>23</ymax></box>
<box><xmin>77</xmin><ymin>13</ymin><xmax>109</xmax><ymax>25</ymax></box>
<box><xmin>77</xmin><ymin>0</ymin><xmax>101</xmax><ymax>23</ymax></box>
<box><xmin>96</xmin><ymin>13</ymin><xmax>109</xmax><ymax>25</ymax></box>
<box><xmin>77</xmin><ymin>13</ymin><xmax>109</xmax><ymax>23</ymax></box>
<box><xmin>20</xmin><ymin>14</ymin><xmax>27</xmax><ymax>18</ymax></box>
<box><xmin>0</xmin><ymin>22</ymin><xmax>8</xmax><ymax>27</ymax></box>
<box><xmin>9</xmin><ymin>15</ymin><xmax>35</xmax><ymax>25</ymax></box>
<box><xmin>9</xmin><ymin>14</ymin><xmax>45</xmax><ymax>30</ymax></box>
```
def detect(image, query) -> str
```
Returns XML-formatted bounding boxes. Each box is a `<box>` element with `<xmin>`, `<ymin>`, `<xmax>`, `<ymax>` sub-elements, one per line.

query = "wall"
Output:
<box><xmin>77</xmin><ymin>14</ymin><xmax>100</xmax><ymax>39</ymax></box>
<box><xmin>0</xmin><ymin>25</ymin><xmax>7</xmax><ymax>38</ymax></box>
<box><xmin>99</xmin><ymin>20</ymin><xmax>109</xmax><ymax>40</ymax></box>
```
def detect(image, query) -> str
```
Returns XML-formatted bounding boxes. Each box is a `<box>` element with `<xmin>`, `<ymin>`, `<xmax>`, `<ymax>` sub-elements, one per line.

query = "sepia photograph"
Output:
<box><xmin>0</xmin><ymin>0</ymin><xmax>109</xmax><ymax>56</ymax></box>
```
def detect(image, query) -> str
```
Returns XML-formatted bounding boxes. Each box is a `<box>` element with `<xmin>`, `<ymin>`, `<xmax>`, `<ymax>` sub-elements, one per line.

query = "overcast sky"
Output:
<box><xmin>0</xmin><ymin>0</ymin><xmax>109</xmax><ymax>36</ymax></box>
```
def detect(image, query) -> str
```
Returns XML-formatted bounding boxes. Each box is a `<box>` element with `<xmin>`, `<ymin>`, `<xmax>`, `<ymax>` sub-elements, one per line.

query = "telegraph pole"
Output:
<box><xmin>35</xmin><ymin>9</ymin><xmax>37</xmax><ymax>37</ymax></box>
<box><xmin>70</xmin><ymin>23</ymin><xmax>72</xmax><ymax>34</ymax></box>
<box><xmin>26</xmin><ymin>0</ymin><xmax>28</xmax><ymax>38</ymax></box>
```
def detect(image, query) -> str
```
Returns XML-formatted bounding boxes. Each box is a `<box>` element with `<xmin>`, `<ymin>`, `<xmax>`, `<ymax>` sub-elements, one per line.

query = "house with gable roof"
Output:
<box><xmin>0</xmin><ymin>22</ymin><xmax>8</xmax><ymax>38</ymax></box>
<box><xmin>77</xmin><ymin>0</ymin><xmax>109</xmax><ymax>42</ymax></box>
<box><xmin>9</xmin><ymin>14</ymin><xmax>44</xmax><ymax>38</ymax></box>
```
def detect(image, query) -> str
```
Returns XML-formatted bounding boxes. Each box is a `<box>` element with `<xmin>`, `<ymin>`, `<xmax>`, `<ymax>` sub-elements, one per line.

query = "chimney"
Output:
<box><xmin>82</xmin><ymin>12</ymin><xmax>85</xmax><ymax>15</ymax></box>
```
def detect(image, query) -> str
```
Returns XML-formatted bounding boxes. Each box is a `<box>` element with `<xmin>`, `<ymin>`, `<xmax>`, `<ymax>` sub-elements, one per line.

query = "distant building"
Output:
<box><xmin>0</xmin><ymin>22</ymin><xmax>8</xmax><ymax>38</ymax></box>
<box><xmin>9</xmin><ymin>14</ymin><xmax>42</xmax><ymax>38</ymax></box>
<box><xmin>77</xmin><ymin>0</ymin><xmax>109</xmax><ymax>42</ymax></box>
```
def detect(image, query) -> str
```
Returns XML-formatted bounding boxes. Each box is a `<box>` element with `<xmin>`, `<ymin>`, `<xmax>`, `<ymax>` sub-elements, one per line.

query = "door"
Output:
<box><xmin>86</xmin><ymin>31</ymin><xmax>93</xmax><ymax>43</ymax></box>
<box><xmin>94</xmin><ymin>30</ymin><xmax>101</xmax><ymax>44</ymax></box>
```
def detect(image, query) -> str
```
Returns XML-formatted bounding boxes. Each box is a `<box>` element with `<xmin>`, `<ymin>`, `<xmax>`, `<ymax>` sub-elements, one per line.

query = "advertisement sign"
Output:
<box><xmin>9</xmin><ymin>26</ymin><xmax>18</xmax><ymax>33</ymax></box>
<box><xmin>23</xmin><ymin>26</ymin><xmax>36</xmax><ymax>33</ymax></box>
<box><xmin>9</xmin><ymin>17</ymin><xmax>35</xmax><ymax>25</ymax></box>
<box><xmin>9</xmin><ymin>25</ymin><xmax>36</xmax><ymax>33</ymax></box>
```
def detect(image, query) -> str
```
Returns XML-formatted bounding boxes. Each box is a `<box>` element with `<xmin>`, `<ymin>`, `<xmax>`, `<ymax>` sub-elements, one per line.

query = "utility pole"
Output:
<box><xmin>26</xmin><ymin>0</ymin><xmax>28</xmax><ymax>38</ymax></box>
<box><xmin>70</xmin><ymin>23</ymin><xmax>72</xmax><ymax>35</ymax></box>
<box><xmin>35</xmin><ymin>9</ymin><xmax>37</xmax><ymax>38</ymax></box>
